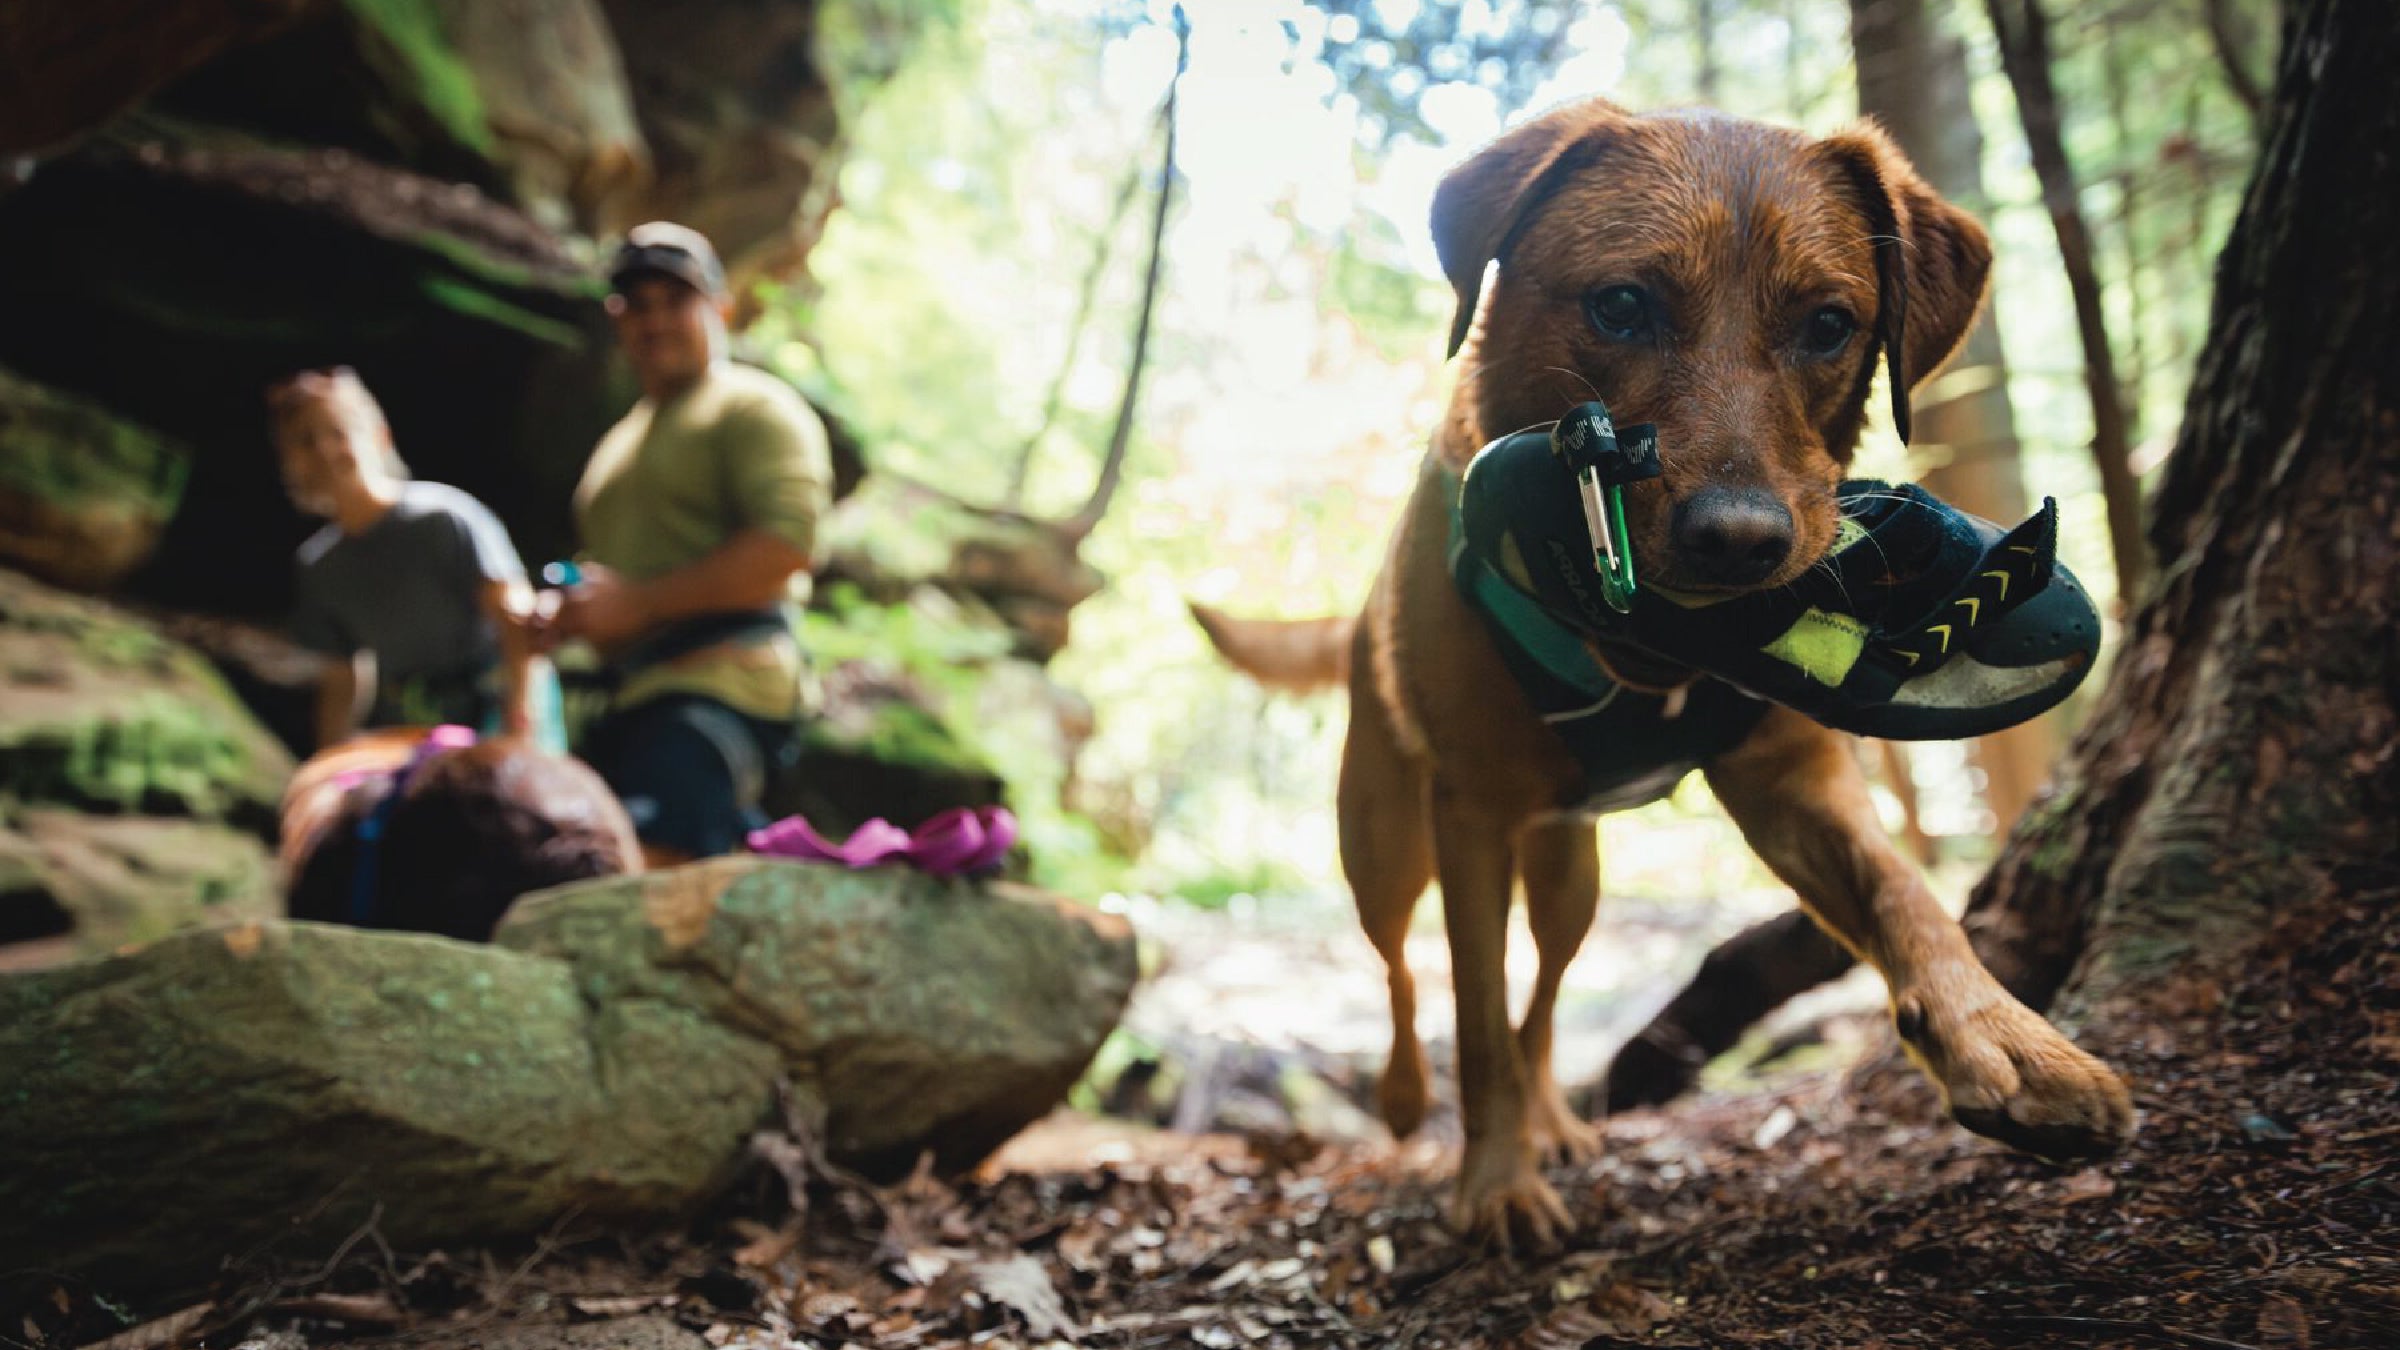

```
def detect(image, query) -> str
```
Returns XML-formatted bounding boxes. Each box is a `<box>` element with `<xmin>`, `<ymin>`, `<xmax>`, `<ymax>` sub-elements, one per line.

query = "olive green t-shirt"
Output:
<box><xmin>574</xmin><ymin>362</ymin><xmax>831</xmax><ymax>720</ymax></box>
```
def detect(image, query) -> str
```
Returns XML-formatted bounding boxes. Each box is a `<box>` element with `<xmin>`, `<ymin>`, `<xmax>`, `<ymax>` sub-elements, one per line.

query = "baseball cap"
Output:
<box><xmin>608</xmin><ymin>221</ymin><xmax>727</xmax><ymax>300</ymax></box>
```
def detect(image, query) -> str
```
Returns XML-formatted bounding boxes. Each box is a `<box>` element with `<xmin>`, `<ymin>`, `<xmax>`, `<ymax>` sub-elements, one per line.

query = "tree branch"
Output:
<box><xmin>1058</xmin><ymin>6</ymin><xmax>1187</xmax><ymax>545</ymax></box>
<box><xmin>2202</xmin><ymin>0</ymin><xmax>2268</xmax><ymax>128</ymax></box>
<box><xmin>1003</xmin><ymin>129</ymin><xmax>1153</xmax><ymax>509</ymax></box>
<box><xmin>1982</xmin><ymin>0</ymin><xmax>2150</xmax><ymax>603</ymax></box>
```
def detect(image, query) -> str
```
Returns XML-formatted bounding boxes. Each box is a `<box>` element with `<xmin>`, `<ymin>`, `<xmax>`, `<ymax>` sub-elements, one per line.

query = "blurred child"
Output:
<box><xmin>271</xmin><ymin>367</ymin><xmax>559</xmax><ymax>751</ymax></box>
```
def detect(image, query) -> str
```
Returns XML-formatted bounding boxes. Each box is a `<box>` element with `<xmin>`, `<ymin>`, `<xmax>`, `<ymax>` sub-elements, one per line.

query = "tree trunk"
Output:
<box><xmin>1984</xmin><ymin>0</ymin><xmax>2150</xmax><ymax>605</ymax></box>
<box><xmin>1693</xmin><ymin>0</ymin><xmax>1723</xmax><ymax>106</ymax></box>
<box><xmin>1852</xmin><ymin>0</ymin><xmax>2058</xmax><ymax>835</ymax></box>
<box><xmin>1967</xmin><ymin>0</ymin><xmax>2400</xmax><ymax>1023</ymax></box>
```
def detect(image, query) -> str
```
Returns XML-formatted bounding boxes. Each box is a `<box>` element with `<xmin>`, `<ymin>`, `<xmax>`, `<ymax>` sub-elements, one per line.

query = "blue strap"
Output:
<box><xmin>345</xmin><ymin>736</ymin><xmax>451</xmax><ymax>925</ymax></box>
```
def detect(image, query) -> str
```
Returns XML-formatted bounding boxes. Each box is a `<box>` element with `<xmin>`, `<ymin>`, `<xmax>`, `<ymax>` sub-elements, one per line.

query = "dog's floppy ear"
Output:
<box><xmin>1431</xmin><ymin>99</ymin><xmax>1629</xmax><ymax>359</ymax></box>
<box><xmin>1818</xmin><ymin>123</ymin><xmax>1993</xmax><ymax>445</ymax></box>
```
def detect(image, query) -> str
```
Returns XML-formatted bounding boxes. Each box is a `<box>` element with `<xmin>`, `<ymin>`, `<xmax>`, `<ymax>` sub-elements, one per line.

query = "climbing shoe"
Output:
<box><xmin>1456</xmin><ymin>402</ymin><xmax>2102</xmax><ymax>741</ymax></box>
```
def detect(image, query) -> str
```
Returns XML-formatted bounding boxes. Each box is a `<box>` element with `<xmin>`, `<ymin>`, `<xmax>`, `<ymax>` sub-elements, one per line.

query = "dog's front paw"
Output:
<box><xmin>1451</xmin><ymin>1143</ymin><xmax>1573</xmax><ymax>1251</ymax></box>
<box><xmin>1894</xmin><ymin>982</ymin><xmax>2136</xmax><ymax>1160</ymax></box>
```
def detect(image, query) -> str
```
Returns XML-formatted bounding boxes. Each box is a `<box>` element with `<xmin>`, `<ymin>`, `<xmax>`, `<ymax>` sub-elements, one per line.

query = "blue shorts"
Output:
<box><xmin>579</xmin><ymin>694</ymin><xmax>795</xmax><ymax>858</ymax></box>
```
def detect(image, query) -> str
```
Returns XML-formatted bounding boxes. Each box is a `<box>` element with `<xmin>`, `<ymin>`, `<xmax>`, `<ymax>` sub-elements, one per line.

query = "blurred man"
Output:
<box><xmin>273</xmin><ymin>367</ymin><xmax>544</xmax><ymax>750</ymax></box>
<box><xmin>546</xmin><ymin>222</ymin><xmax>832</xmax><ymax>866</ymax></box>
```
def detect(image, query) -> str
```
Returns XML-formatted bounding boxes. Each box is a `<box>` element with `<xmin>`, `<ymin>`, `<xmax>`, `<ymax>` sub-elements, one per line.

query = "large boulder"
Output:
<box><xmin>0</xmin><ymin>921</ymin><xmax>780</xmax><ymax>1293</ymax></box>
<box><xmin>0</xmin><ymin>861</ymin><xmax>1136</xmax><ymax>1296</ymax></box>
<box><xmin>496</xmin><ymin>858</ymin><xmax>1138</xmax><ymax>1176</ymax></box>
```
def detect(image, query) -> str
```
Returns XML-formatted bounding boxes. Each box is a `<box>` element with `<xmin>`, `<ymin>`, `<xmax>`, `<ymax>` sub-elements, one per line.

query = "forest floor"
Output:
<box><xmin>23</xmin><ymin>872</ymin><xmax>2399</xmax><ymax>1350</ymax></box>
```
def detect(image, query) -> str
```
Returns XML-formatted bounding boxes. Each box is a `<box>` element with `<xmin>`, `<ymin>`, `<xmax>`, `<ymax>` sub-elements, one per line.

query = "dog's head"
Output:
<box><xmin>1433</xmin><ymin>100</ymin><xmax>1990</xmax><ymax>594</ymax></box>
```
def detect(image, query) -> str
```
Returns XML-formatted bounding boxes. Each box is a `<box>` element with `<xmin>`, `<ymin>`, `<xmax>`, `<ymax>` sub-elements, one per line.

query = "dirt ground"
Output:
<box><xmin>16</xmin><ymin>876</ymin><xmax>2398</xmax><ymax>1350</ymax></box>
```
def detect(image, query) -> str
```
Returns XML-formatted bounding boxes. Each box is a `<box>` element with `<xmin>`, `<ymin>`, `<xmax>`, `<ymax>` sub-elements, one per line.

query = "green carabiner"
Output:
<box><xmin>1553</xmin><ymin>402</ymin><xmax>1659</xmax><ymax>615</ymax></box>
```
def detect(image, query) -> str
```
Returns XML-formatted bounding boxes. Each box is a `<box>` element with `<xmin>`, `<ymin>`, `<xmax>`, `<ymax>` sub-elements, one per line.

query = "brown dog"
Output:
<box><xmin>1194</xmin><ymin>100</ymin><xmax>2134</xmax><ymax>1248</ymax></box>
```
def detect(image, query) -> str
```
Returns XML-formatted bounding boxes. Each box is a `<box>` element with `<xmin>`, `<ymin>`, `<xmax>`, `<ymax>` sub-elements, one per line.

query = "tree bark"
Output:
<box><xmin>1853</xmin><ymin>0</ymin><xmax>2058</xmax><ymax>835</ymax></box>
<box><xmin>1967</xmin><ymin>0</ymin><xmax>2400</xmax><ymax>1022</ymax></box>
<box><xmin>1983</xmin><ymin>0</ymin><xmax>2150</xmax><ymax>605</ymax></box>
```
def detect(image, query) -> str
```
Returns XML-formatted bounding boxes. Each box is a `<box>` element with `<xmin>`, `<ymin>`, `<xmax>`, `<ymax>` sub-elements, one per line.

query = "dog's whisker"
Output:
<box><xmin>1542</xmin><ymin>365</ymin><xmax>1607</xmax><ymax>405</ymax></box>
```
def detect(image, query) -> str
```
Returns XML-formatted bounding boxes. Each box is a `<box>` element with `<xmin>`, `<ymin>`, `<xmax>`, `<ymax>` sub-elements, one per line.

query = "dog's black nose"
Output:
<box><xmin>1673</xmin><ymin>488</ymin><xmax>1794</xmax><ymax>587</ymax></box>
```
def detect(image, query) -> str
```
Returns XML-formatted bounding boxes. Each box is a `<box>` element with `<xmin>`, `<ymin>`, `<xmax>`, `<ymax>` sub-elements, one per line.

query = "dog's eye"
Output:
<box><xmin>1584</xmin><ymin>286</ymin><xmax>1654</xmax><ymax>342</ymax></box>
<box><xmin>1798</xmin><ymin>306</ymin><xmax>1858</xmax><ymax>358</ymax></box>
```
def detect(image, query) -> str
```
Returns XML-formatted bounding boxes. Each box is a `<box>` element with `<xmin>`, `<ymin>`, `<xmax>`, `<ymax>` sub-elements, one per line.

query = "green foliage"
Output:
<box><xmin>800</xmin><ymin>583</ymin><xmax>1014</xmax><ymax>678</ymax></box>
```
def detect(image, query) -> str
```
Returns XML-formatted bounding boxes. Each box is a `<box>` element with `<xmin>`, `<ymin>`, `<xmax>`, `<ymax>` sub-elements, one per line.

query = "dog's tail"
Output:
<box><xmin>1187</xmin><ymin>602</ymin><xmax>1354</xmax><ymax>693</ymax></box>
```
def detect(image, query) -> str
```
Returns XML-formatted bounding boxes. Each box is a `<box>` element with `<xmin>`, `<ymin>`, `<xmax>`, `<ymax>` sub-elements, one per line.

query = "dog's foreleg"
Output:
<box><xmin>1432</xmin><ymin>784</ymin><xmax>1571</xmax><ymax>1250</ymax></box>
<box><xmin>1705</xmin><ymin>708</ymin><xmax>2135</xmax><ymax>1160</ymax></box>
<box><xmin>1516</xmin><ymin>816</ymin><xmax>1602</xmax><ymax>1161</ymax></box>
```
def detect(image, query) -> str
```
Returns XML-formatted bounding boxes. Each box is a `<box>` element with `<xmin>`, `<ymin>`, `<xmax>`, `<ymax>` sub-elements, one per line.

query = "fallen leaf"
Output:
<box><xmin>975</xmin><ymin>1253</ymin><xmax>1076</xmax><ymax>1340</ymax></box>
<box><xmin>76</xmin><ymin>1303</ymin><xmax>212</xmax><ymax>1350</ymax></box>
<box><xmin>2057</xmin><ymin>1168</ymin><xmax>2117</xmax><ymax>1205</ymax></box>
<box><xmin>2255</xmin><ymin>1293</ymin><xmax>2311</xmax><ymax>1348</ymax></box>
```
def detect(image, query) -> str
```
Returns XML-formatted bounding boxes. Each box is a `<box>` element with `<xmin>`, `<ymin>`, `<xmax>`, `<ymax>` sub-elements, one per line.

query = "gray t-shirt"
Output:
<box><xmin>290</xmin><ymin>480</ymin><xmax>525</xmax><ymax>684</ymax></box>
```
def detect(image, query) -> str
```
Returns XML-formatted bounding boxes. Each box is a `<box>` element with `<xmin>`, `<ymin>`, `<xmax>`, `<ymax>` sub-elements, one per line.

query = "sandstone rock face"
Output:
<box><xmin>496</xmin><ymin>858</ymin><xmax>1140</xmax><ymax>1177</ymax></box>
<box><xmin>0</xmin><ymin>861</ymin><xmax>1137</xmax><ymax>1296</ymax></box>
<box><xmin>0</xmin><ymin>133</ymin><xmax>621</xmax><ymax>614</ymax></box>
<box><xmin>0</xmin><ymin>0</ymin><xmax>320</xmax><ymax>155</ymax></box>
<box><xmin>0</xmin><ymin>921</ymin><xmax>779</xmax><ymax>1292</ymax></box>
<box><xmin>0</xmin><ymin>367</ymin><xmax>191</xmax><ymax>593</ymax></box>
<box><xmin>596</xmin><ymin>0</ymin><xmax>841</xmax><ymax>292</ymax></box>
<box><xmin>420</xmin><ymin>0</ymin><xmax>651</xmax><ymax>232</ymax></box>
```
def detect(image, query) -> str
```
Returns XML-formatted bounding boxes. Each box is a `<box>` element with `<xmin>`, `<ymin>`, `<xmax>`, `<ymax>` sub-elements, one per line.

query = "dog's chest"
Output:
<box><xmin>1528</xmin><ymin>676</ymin><xmax>1770</xmax><ymax>813</ymax></box>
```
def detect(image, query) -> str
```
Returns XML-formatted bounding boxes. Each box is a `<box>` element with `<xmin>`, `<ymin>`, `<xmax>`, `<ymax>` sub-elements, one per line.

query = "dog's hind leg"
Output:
<box><xmin>1597</xmin><ymin>907</ymin><xmax>1856</xmax><ymax>1112</ymax></box>
<box><xmin>1338</xmin><ymin>681</ymin><xmax>1437</xmax><ymax>1139</ymax></box>
<box><xmin>1516</xmin><ymin>815</ymin><xmax>1602</xmax><ymax>1161</ymax></box>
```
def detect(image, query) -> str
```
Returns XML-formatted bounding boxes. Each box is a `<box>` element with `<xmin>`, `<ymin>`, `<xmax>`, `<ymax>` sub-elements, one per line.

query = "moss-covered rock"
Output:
<box><xmin>0</xmin><ymin>568</ymin><xmax>291</xmax><ymax>826</ymax></box>
<box><xmin>0</xmin><ymin>861</ymin><xmax>1135</xmax><ymax>1298</ymax></box>
<box><xmin>0</xmin><ymin>921</ymin><xmax>779</xmax><ymax>1293</ymax></box>
<box><xmin>497</xmin><ymin>857</ymin><xmax>1138</xmax><ymax>1176</ymax></box>
<box><xmin>0</xmin><ymin>366</ymin><xmax>191</xmax><ymax>593</ymax></box>
<box><xmin>0</xmin><ymin>808</ymin><xmax>277</xmax><ymax>956</ymax></box>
